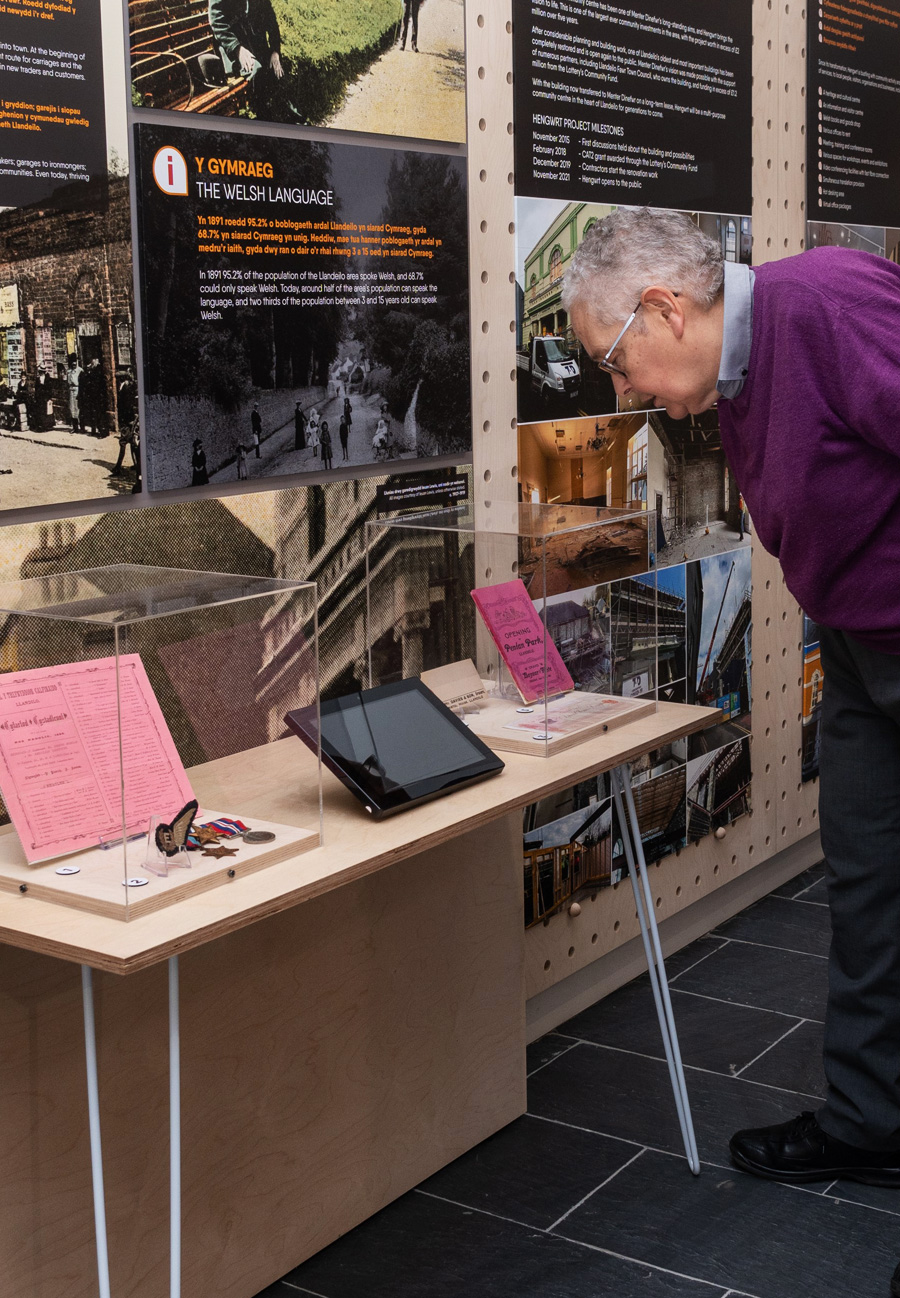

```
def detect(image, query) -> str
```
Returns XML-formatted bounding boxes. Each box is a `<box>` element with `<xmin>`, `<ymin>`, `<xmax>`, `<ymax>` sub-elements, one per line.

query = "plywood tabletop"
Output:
<box><xmin>0</xmin><ymin>702</ymin><xmax>720</xmax><ymax>974</ymax></box>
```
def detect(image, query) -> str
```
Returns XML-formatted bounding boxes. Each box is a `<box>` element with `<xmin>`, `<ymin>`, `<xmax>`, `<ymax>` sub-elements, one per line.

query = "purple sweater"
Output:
<box><xmin>718</xmin><ymin>246</ymin><xmax>900</xmax><ymax>653</ymax></box>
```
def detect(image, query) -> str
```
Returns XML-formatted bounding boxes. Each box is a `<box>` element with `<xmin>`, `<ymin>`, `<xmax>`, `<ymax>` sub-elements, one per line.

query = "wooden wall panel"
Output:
<box><xmin>466</xmin><ymin>0</ymin><xmax>517</xmax><ymax>526</ymax></box>
<box><xmin>460</xmin><ymin>0</ymin><xmax>821</xmax><ymax>1001</ymax></box>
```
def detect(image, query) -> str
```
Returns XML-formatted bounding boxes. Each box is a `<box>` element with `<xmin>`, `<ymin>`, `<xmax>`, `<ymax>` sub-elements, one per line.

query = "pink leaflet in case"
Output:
<box><xmin>0</xmin><ymin>655</ymin><xmax>195</xmax><ymax>864</ymax></box>
<box><xmin>470</xmin><ymin>579</ymin><xmax>573</xmax><ymax>705</ymax></box>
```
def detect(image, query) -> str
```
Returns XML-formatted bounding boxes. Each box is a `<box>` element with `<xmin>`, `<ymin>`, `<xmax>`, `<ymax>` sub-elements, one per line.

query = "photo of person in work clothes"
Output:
<box><xmin>208</xmin><ymin>0</ymin><xmax>302</xmax><ymax>121</ymax></box>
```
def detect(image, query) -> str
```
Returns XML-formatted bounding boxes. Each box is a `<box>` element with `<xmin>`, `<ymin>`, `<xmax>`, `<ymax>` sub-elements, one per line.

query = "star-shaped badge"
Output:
<box><xmin>201</xmin><ymin>845</ymin><xmax>239</xmax><ymax>859</ymax></box>
<box><xmin>193</xmin><ymin>825</ymin><xmax>224</xmax><ymax>846</ymax></box>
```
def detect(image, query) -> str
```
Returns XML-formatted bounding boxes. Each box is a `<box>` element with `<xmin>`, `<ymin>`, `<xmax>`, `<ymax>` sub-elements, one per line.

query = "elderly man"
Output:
<box><xmin>562</xmin><ymin>207</ymin><xmax>900</xmax><ymax>1192</ymax></box>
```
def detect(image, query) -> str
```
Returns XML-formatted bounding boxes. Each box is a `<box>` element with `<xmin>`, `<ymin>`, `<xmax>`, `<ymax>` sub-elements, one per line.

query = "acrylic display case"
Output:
<box><xmin>0</xmin><ymin>565</ymin><xmax>320</xmax><ymax>919</ymax></box>
<box><xmin>365</xmin><ymin>502</ymin><xmax>660</xmax><ymax>757</ymax></box>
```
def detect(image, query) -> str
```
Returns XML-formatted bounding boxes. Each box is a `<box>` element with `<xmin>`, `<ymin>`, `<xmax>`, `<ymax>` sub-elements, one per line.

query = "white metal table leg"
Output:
<box><xmin>611</xmin><ymin>766</ymin><xmax>701</xmax><ymax>1174</ymax></box>
<box><xmin>169</xmin><ymin>955</ymin><xmax>181</xmax><ymax>1298</ymax></box>
<box><xmin>81</xmin><ymin>966</ymin><xmax>112</xmax><ymax>1298</ymax></box>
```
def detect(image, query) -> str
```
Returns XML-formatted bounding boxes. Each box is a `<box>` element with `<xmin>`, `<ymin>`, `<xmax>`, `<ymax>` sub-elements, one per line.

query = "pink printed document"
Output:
<box><xmin>471</xmin><ymin>579</ymin><xmax>573</xmax><ymax>705</ymax></box>
<box><xmin>0</xmin><ymin>656</ymin><xmax>195</xmax><ymax>864</ymax></box>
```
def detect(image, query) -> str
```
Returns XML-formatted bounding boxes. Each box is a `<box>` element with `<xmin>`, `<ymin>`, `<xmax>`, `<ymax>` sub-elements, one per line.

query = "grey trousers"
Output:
<box><xmin>818</xmin><ymin>625</ymin><xmax>900</xmax><ymax>1149</ymax></box>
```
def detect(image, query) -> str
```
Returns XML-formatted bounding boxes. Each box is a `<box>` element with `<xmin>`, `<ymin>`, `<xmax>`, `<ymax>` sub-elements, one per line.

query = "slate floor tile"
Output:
<box><xmin>672</xmin><ymin>939</ymin><xmax>828</xmax><ymax>1020</ymax></box>
<box><xmin>559</xmin><ymin>983</ymin><xmax>801</xmax><ymax>1078</ymax></box>
<box><xmin>664</xmin><ymin>934</ymin><xmax>729</xmax><ymax>978</ymax></box>
<box><xmin>284</xmin><ymin>1186</ymin><xmax>729</xmax><ymax>1298</ymax></box>
<box><xmin>527</xmin><ymin>1034</ymin><xmax>579</xmax><ymax>1076</ymax></box>
<box><xmin>527</xmin><ymin>1041</ymin><xmax>816</xmax><ymax>1164</ymax></box>
<box><xmin>418</xmin><ymin>1113</ymin><xmax>638</xmax><ymax>1229</ymax></box>
<box><xmin>740</xmin><ymin>1020</ymin><xmax>826</xmax><ymax>1098</ymax></box>
<box><xmin>252</xmin><ymin>1285</ymin><xmax>303</xmax><ymax>1297</ymax></box>
<box><xmin>713</xmin><ymin>895</ymin><xmax>832</xmax><ymax>959</ymax></box>
<box><xmin>559</xmin><ymin>1148</ymin><xmax>900</xmax><ymax>1298</ymax></box>
<box><xmin>826</xmin><ymin>1179</ymin><xmax>900</xmax><ymax>1216</ymax></box>
<box><xmin>770</xmin><ymin>862</ymin><xmax>826</xmax><ymax>900</ymax></box>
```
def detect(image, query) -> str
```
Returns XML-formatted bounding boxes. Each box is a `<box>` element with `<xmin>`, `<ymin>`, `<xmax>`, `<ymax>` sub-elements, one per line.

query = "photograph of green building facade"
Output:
<box><xmin>515</xmin><ymin>199</ymin><xmax>752</xmax><ymax>425</ymax></box>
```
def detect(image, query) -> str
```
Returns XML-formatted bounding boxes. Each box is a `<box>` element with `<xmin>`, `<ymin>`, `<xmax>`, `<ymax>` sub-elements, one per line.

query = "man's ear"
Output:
<box><xmin>640</xmin><ymin>286</ymin><xmax>685</xmax><ymax>339</ymax></box>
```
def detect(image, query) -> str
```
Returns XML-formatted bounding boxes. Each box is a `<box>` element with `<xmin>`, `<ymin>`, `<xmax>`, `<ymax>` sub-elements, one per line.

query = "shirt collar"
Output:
<box><xmin>716</xmin><ymin>260</ymin><xmax>755</xmax><ymax>400</ymax></box>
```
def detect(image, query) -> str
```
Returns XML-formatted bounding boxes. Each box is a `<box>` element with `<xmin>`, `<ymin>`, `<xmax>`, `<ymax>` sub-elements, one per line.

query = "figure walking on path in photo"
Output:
<box><xmin>339</xmin><ymin>415</ymin><xmax>349</xmax><ymax>461</ymax></box>
<box><xmin>373</xmin><ymin>417</ymin><xmax>389</xmax><ymax>461</ymax></box>
<box><xmin>251</xmin><ymin>403</ymin><xmax>262</xmax><ymax>457</ymax></box>
<box><xmin>66</xmin><ymin>355</ymin><xmax>82</xmax><ymax>433</ymax></box>
<box><xmin>319</xmin><ymin>420</ymin><xmax>333</xmax><ymax>470</ymax></box>
<box><xmin>236</xmin><ymin>442</ymin><xmax>249</xmax><ymax>480</ymax></box>
<box><xmin>191</xmin><ymin>438</ymin><xmax>209</xmax><ymax>485</ymax></box>
<box><xmin>294</xmin><ymin>401</ymin><xmax>306</xmax><ymax>450</ymax></box>
<box><xmin>562</xmin><ymin>208</ymin><xmax>900</xmax><ymax>1220</ymax></box>
<box><xmin>307</xmin><ymin>407</ymin><xmax>320</xmax><ymax>458</ymax></box>
<box><xmin>400</xmin><ymin>0</ymin><xmax>421</xmax><ymax>51</ymax></box>
<box><xmin>343</xmin><ymin>396</ymin><xmax>353</xmax><ymax>433</ymax></box>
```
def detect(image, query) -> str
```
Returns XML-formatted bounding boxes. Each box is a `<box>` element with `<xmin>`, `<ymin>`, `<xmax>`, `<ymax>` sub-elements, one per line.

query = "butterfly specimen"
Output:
<box><xmin>154</xmin><ymin>800</ymin><xmax>199</xmax><ymax>857</ymax></box>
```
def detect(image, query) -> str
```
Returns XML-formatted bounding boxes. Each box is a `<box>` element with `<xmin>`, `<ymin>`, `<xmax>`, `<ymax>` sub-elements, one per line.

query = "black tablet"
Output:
<box><xmin>285</xmin><ymin>678</ymin><xmax>504</xmax><ymax>819</ymax></box>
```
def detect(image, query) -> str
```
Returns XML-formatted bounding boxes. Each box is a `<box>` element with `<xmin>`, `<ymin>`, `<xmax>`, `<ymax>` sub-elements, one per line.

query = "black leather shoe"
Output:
<box><xmin>891</xmin><ymin>1260</ymin><xmax>900</xmax><ymax>1297</ymax></box>
<box><xmin>729</xmin><ymin>1111</ymin><xmax>900</xmax><ymax>1186</ymax></box>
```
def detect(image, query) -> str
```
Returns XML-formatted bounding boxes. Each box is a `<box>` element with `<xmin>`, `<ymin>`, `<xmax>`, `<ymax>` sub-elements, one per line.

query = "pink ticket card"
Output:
<box><xmin>471</xmin><ymin>579</ymin><xmax>573</xmax><ymax>705</ymax></box>
<box><xmin>0</xmin><ymin>655</ymin><xmax>195</xmax><ymax>864</ymax></box>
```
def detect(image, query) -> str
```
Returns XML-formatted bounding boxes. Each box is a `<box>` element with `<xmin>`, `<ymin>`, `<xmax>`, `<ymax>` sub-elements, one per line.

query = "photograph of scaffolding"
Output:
<box><xmin>522</xmin><ymin>774</ymin><xmax>617</xmax><ymax>928</ymax></box>
<box><xmin>686</xmin><ymin>740</ymin><xmax>752</xmax><ymax>843</ymax></box>
<box><xmin>686</xmin><ymin>548</ymin><xmax>752</xmax><ymax>756</ymax></box>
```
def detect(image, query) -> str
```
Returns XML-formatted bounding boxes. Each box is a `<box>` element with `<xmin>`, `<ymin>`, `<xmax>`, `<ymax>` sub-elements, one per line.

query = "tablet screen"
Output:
<box><xmin>323</xmin><ymin>689</ymin><xmax>486</xmax><ymax>788</ymax></box>
<box><xmin>286</xmin><ymin>679</ymin><xmax>504</xmax><ymax>815</ymax></box>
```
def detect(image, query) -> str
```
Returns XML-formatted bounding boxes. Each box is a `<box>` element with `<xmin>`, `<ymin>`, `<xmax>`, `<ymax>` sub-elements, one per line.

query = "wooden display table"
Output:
<box><xmin>0</xmin><ymin>702</ymin><xmax>717</xmax><ymax>1298</ymax></box>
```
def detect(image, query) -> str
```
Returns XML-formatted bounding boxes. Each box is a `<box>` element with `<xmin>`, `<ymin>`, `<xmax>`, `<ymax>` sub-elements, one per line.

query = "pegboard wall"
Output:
<box><xmin>464</xmin><ymin>0</ymin><xmax>822</xmax><ymax>1015</ymax></box>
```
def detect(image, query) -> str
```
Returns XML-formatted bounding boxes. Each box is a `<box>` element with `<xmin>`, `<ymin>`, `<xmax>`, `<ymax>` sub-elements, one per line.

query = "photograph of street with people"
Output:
<box><xmin>129</xmin><ymin>0</ymin><xmax>466</xmax><ymax>143</ymax></box>
<box><xmin>0</xmin><ymin>3</ymin><xmax>139</xmax><ymax>508</ymax></box>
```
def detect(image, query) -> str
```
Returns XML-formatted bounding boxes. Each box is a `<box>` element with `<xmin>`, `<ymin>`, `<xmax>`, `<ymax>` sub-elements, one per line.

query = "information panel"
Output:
<box><xmin>134</xmin><ymin>123</ymin><xmax>470</xmax><ymax>491</ymax></box>
<box><xmin>0</xmin><ymin>0</ymin><xmax>107</xmax><ymax>207</ymax></box>
<box><xmin>513</xmin><ymin>0</ymin><xmax>752</xmax><ymax>213</ymax></box>
<box><xmin>808</xmin><ymin>0</ymin><xmax>900</xmax><ymax>225</ymax></box>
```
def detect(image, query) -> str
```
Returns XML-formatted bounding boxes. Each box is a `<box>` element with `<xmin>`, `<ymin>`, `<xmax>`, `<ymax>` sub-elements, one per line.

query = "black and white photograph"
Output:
<box><xmin>135</xmin><ymin>124</ymin><xmax>470</xmax><ymax>490</ymax></box>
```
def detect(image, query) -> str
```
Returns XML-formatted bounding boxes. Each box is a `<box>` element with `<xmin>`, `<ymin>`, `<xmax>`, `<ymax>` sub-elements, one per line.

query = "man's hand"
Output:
<box><xmin>270</xmin><ymin>51</ymin><xmax>283</xmax><ymax>78</ymax></box>
<box><xmin>237</xmin><ymin>44</ymin><xmax>256</xmax><ymax>75</ymax></box>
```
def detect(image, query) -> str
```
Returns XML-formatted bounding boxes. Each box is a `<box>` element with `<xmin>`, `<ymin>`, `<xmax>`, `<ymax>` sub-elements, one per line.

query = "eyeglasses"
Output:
<box><xmin>595</xmin><ymin>302</ymin><xmax>642</xmax><ymax>377</ymax></box>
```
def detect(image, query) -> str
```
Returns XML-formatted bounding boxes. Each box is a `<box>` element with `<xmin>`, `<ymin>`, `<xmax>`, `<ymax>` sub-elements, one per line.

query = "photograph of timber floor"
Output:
<box><xmin>255</xmin><ymin>860</ymin><xmax>900</xmax><ymax>1298</ymax></box>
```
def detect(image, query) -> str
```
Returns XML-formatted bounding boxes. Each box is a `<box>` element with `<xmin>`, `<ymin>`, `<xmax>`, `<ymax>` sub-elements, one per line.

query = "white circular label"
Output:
<box><xmin>55</xmin><ymin>865</ymin><xmax>80</xmax><ymax>876</ymax></box>
<box><xmin>123</xmin><ymin>877</ymin><xmax>149</xmax><ymax>888</ymax></box>
<box><xmin>152</xmin><ymin>146</ymin><xmax>189</xmax><ymax>195</ymax></box>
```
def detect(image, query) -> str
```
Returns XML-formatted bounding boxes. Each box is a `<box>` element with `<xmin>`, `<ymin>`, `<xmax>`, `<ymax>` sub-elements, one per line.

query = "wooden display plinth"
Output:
<box><xmin>0</xmin><ymin>811</ymin><xmax>319</xmax><ymax>920</ymax></box>
<box><xmin>465</xmin><ymin>691</ymin><xmax>656</xmax><ymax>756</ymax></box>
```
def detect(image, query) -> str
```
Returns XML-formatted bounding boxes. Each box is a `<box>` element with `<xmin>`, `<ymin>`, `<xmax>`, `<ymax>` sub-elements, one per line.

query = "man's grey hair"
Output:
<box><xmin>561</xmin><ymin>207</ymin><xmax>724</xmax><ymax>331</ymax></box>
